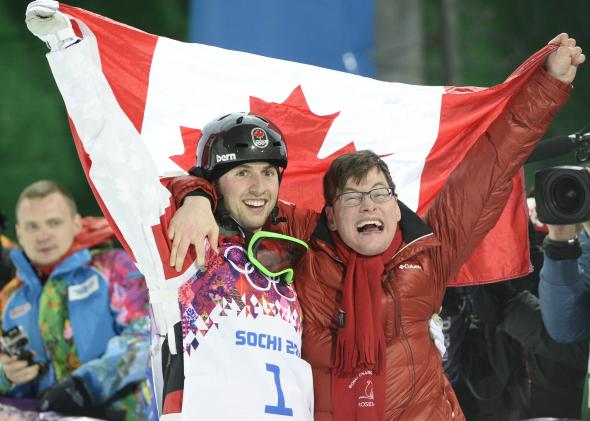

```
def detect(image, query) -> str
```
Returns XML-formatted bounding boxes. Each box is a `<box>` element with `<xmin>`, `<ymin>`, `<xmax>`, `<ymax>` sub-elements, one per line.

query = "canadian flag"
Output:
<box><xmin>46</xmin><ymin>4</ymin><xmax>552</xmax><ymax>291</ymax></box>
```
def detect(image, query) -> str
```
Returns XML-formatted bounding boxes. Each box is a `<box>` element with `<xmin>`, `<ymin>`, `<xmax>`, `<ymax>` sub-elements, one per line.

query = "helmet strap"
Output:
<box><xmin>215</xmin><ymin>196</ymin><xmax>234</xmax><ymax>232</ymax></box>
<box><xmin>271</xmin><ymin>206</ymin><xmax>287</xmax><ymax>225</ymax></box>
<box><xmin>278</xmin><ymin>167</ymin><xmax>285</xmax><ymax>184</ymax></box>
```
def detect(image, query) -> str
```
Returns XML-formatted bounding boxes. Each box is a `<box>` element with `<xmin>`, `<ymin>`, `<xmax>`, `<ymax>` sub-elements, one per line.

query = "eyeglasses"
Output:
<box><xmin>333</xmin><ymin>187</ymin><xmax>395</xmax><ymax>207</ymax></box>
<box><xmin>246</xmin><ymin>231</ymin><xmax>309</xmax><ymax>285</ymax></box>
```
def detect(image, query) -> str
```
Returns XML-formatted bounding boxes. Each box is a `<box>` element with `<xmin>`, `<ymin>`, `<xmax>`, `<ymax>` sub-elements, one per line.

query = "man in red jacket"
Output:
<box><xmin>167</xmin><ymin>33</ymin><xmax>583</xmax><ymax>420</ymax></box>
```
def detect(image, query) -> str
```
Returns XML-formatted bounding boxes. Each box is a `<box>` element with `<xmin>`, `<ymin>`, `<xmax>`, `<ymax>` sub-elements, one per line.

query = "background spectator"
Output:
<box><xmin>0</xmin><ymin>180</ymin><xmax>151</xmax><ymax>420</ymax></box>
<box><xmin>443</xmin><ymin>221</ymin><xmax>588</xmax><ymax>420</ymax></box>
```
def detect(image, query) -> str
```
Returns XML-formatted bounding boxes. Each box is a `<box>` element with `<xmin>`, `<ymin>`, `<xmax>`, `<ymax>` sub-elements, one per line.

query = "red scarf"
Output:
<box><xmin>330</xmin><ymin>224</ymin><xmax>402</xmax><ymax>421</ymax></box>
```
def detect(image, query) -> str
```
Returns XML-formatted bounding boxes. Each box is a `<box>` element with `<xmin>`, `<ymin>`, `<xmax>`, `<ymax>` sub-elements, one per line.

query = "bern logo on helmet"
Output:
<box><xmin>216</xmin><ymin>153</ymin><xmax>237</xmax><ymax>163</ymax></box>
<box><xmin>251</xmin><ymin>127</ymin><xmax>269</xmax><ymax>149</ymax></box>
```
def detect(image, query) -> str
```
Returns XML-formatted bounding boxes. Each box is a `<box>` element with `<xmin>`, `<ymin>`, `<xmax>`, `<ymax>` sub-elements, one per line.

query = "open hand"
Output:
<box><xmin>168</xmin><ymin>196</ymin><xmax>219</xmax><ymax>271</ymax></box>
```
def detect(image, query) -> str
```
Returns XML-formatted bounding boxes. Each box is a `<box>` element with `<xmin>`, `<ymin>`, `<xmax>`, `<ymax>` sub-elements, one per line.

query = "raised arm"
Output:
<box><xmin>25</xmin><ymin>0</ymin><xmax>79</xmax><ymax>51</ymax></box>
<box><xmin>545</xmin><ymin>33</ymin><xmax>585</xmax><ymax>84</ymax></box>
<box><xmin>427</xmin><ymin>34</ymin><xmax>583</xmax><ymax>295</ymax></box>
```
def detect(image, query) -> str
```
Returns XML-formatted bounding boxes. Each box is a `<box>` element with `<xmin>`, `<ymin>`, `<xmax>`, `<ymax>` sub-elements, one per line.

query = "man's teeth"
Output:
<box><xmin>356</xmin><ymin>220</ymin><xmax>383</xmax><ymax>229</ymax></box>
<box><xmin>244</xmin><ymin>199</ymin><xmax>266</xmax><ymax>207</ymax></box>
<box><xmin>356</xmin><ymin>220</ymin><xmax>384</xmax><ymax>233</ymax></box>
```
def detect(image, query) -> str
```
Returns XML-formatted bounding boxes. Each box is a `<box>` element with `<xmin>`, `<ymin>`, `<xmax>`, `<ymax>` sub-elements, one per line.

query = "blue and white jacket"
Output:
<box><xmin>0</xmin><ymin>247</ymin><xmax>150</xmax><ymax>408</ymax></box>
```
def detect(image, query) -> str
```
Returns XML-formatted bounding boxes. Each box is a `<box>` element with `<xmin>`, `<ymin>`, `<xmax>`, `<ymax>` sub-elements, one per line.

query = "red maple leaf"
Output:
<box><xmin>170</xmin><ymin>126</ymin><xmax>202</xmax><ymax>172</ymax></box>
<box><xmin>250</xmin><ymin>85</ymin><xmax>356</xmax><ymax>211</ymax></box>
<box><xmin>167</xmin><ymin>86</ymin><xmax>356</xmax><ymax>212</ymax></box>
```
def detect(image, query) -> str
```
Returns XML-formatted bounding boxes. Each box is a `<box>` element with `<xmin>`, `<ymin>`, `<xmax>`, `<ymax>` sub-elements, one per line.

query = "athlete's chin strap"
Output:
<box><xmin>216</xmin><ymin>196</ymin><xmax>237</xmax><ymax>233</ymax></box>
<box><xmin>271</xmin><ymin>206</ymin><xmax>287</xmax><ymax>225</ymax></box>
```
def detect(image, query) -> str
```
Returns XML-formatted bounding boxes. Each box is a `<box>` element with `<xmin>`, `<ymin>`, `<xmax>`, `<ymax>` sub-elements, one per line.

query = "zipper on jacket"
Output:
<box><xmin>384</xmin><ymin>271</ymin><xmax>401</xmax><ymax>342</ymax></box>
<box><xmin>385</xmin><ymin>269</ymin><xmax>418</xmax><ymax>420</ymax></box>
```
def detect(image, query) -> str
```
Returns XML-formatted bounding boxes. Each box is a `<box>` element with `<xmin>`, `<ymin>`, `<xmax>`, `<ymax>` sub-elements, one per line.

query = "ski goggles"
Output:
<box><xmin>246</xmin><ymin>231</ymin><xmax>309</xmax><ymax>286</ymax></box>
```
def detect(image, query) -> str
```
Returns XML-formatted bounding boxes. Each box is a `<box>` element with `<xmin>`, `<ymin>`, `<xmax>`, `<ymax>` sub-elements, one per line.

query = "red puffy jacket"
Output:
<box><xmin>170</xmin><ymin>67</ymin><xmax>570</xmax><ymax>420</ymax></box>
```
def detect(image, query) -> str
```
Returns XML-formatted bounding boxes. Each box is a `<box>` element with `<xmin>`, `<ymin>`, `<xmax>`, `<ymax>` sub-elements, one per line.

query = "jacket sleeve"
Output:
<box><xmin>427</xmin><ymin>68</ymin><xmax>571</xmax><ymax>299</ymax></box>
<box><xmin>164</xmin><ymin>175</ymin><xmax>218</xmax><ymax>210</ymax></box>
<box><xmin>502</xmin><ymin>290</ymin><xmax>588</xmax><ymax>370</ymax></box>
<box><xmin>539</xmin><ymin>229</ymin><xmax>590</xmax><ymax>343</ymax></box>
<box><xmin>270</xmin><ymin>201</ymin><xmax>321</xmax><ymax>243</ymax></box>
<box><xmin>73</xmin><ymin>249</ymin><xmax>151</xmax><ymax>405</ymax></box>
<box><xmin>0</xmin><ymin>277</ymin><xmax>36</xmax><ymax>396</ymax></box>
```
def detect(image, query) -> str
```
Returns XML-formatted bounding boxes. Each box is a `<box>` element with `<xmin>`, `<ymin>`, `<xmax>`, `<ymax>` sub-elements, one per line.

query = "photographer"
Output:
<box><xmin>540</xmin><ymin>221</ymin><xmax>590</xmax><ymax>336</ymax></box>
<box><xmin>442</xmin><ymin>218</ymin><xmax>588</xmax><ymax>420</ymax></box>
<box><xmin>537</xmin><ymin>167</ymin><xmax>590</xmax><ymax>419</ymax></box>
<box><xmin>538</xmin><ymin>172</ymin><xmax>590</xmax><ymax>343</ymax></box>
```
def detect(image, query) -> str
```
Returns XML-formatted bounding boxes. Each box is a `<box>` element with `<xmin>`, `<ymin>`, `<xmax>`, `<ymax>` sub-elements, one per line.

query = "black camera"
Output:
<box><xmin>1</xmin><ymin>326</ymin><xmax>48</xmax><ymax>377</ymax></box>
<box><xmin>534</xmin><ymin>165</ymin><xmax>590</xmax><ymax>224</ymax></box>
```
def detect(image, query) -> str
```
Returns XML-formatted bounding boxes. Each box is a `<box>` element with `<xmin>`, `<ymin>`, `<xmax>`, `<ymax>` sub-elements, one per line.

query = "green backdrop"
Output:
<box><xmin>1</xmin><ymin>0</ymin><xmax>188</xmax><ymax>237</ymax></box>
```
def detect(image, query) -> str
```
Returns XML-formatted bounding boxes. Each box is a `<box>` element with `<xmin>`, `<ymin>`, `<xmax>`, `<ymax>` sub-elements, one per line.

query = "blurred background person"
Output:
<box><xmin>0</xmin><ymin>180</ymin><xmax>151</xmax><ymax>420</ymax></box>
<box><xmin>442</xmin><ymin>214</ymin><xmax>589</xmax><ymax>421</ymax></box>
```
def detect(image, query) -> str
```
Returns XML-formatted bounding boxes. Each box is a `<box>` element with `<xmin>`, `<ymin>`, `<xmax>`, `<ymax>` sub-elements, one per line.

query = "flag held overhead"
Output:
<box><xmin>46</xmin><ymin>3</ymin><xmax>554</xmax><ymax>291</ymax></box>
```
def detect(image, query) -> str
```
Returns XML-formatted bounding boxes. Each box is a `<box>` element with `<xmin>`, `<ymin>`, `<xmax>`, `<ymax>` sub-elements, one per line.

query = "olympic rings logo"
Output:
<box><xmin>224</xmin><ymin>245</ymin><xmax>297</xmax><ymax>302</ymax></box>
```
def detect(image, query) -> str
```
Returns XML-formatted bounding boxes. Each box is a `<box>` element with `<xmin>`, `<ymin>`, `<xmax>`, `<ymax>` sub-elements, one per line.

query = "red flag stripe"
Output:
<box><xmin>60</xmin><ymin>4</ymin><xmax>158</xmax><ymax>134</ymax></box>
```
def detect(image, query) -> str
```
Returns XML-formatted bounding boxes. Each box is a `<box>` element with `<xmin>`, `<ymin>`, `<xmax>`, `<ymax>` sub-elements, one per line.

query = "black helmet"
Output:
<box><xmin>195</xmin><ymin>112</ymin><xmax>288</xmax><ymax>181</ymax></box>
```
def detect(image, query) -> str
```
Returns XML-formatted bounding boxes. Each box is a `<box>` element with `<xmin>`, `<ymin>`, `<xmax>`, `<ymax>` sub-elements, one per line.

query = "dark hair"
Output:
<box><xmin>323</xmin><ymin>150</ymin><xmax>396</xmax><ymax>204</ymax></box>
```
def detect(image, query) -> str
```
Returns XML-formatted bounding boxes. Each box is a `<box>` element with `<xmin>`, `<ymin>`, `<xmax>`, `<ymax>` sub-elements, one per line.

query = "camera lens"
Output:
<box><xmin>551</xmin><ymin>175</ymin><xmax>585</xmax><ymax>214</ymax></box>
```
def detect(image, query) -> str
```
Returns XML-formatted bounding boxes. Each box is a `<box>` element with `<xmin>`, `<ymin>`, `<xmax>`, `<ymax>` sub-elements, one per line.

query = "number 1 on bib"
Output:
<box><xmin>264</xmin><ymin>363</ymin><xmax>294</xmax><ymax>416</ymax></box>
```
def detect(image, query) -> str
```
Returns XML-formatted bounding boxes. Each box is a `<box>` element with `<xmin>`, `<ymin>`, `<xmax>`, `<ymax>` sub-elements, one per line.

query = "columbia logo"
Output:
<box><xmin>399</xmin><ymin>264</ymin><xmax>421</xmax><ymax>270</ymax></box>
